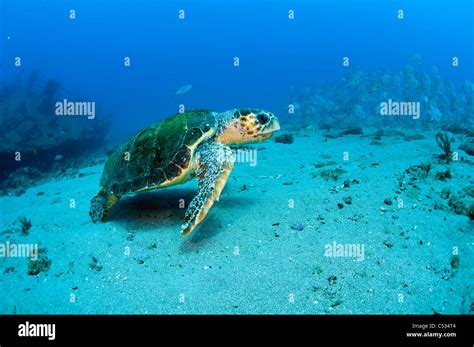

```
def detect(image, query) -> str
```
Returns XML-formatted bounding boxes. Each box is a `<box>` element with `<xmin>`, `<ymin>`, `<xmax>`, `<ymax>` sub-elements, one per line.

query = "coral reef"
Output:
<box><xmin>338</xmin><ymin>127</ymin><xmax>363</xmax><ymax>136</ymax></box>
<box><xmin>317</xmin><ymin>167</ymin><xmax>347</xmax><ymax>181</ymax></box>
<box><xmin>435</xmin><ymin>184</ymin><xmax>474</xmax><ymax>219</ymax></box>
<box><xmin>0</xmin><ymin>151</ymin><xmax>106</xmax><ymax>196</ymax></box>
<box><xmin>0</xmin><ymin>71</ymin><xmax>111</xmax><ymax>182</ymax></box>
<box><xmin>0</xmin><ymin>167</ymin><xmax>43</xmax><ymax>196</ymax></box>
<box><xmin>18</xmin><ymin>216</ymin><xmax>32</xmax><ymax>235</ymax></box>
<box><xmin>450</xmin><ymin>255</ymin><xmax>460</xmax><ymax>271</ymax></box>
<box><xmin>435</xmin><ymin>168</ymin><xmax>452</xmax><ymax>181</ymax></box>
<box><xmin>314</xmin><ymin>161</ymin><xmax>337</xmax><ymax>168</ymax></box>
<box><xmin>275</xmin><ymin>133</ymin><xmax>294</xmax><ymax>144</ymax></box>
<box><xmin>27</xmin><ymin>248</ymin><xmax>52</xmax><ymax>275</ymax></box>
<box><xmin>435</xmin><ymin>132</ymin><xmax>453</xmax><ymax>164</ymax></box>
<box><xmin>325</xmin><ymin>127</ymin><xmax>364</xmax><ymax>138</ymax></box>
<box><xmin>459</xmin><ymin>141</ymin><xmax>474</xmax><ymax>156</ymax></box>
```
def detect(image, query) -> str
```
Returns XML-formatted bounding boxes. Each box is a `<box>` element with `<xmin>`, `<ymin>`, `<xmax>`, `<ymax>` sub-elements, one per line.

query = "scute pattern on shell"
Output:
<box><xmin>100</xmin><ymin>110</ymin><xmax>217</xmax><ymax>195</ymax></box>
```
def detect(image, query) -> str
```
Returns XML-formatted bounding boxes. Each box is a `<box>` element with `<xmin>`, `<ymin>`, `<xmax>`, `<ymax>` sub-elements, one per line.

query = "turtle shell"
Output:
<box><xmin>101</xmin><ymin>109</ymin><xmax>217</xmax><ymax>195</ymax></box>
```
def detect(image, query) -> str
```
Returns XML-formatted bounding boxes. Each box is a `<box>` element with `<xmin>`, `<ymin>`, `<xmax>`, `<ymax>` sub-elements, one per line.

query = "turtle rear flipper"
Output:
<box><xmin>90</xmin><ymin>189</ymin><xmax>120</xmax><ymax>223</ymax></box>
<box><xmin>181</xmin><ymin>144</ymin><xmax>234</xmax><ymax>236</ymax></box>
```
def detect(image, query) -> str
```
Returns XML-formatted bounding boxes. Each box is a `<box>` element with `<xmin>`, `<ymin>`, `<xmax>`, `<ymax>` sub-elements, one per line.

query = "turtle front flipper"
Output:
<box><xmin>181</xmin><ymin>143</ymin><xmax>235</xmax><ymax>236</ymax></box>
<box><xmin>90</xmin><ymin>188</ymin><xmax>121</xmax><ymax>223</ymax></box>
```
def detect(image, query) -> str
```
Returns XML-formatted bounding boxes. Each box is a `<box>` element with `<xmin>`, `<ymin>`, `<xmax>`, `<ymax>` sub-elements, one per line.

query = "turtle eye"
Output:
<box><xmin>257</xmin><ymin>113</ymin><xmax>270</xmax><ymax>125</ymax></box>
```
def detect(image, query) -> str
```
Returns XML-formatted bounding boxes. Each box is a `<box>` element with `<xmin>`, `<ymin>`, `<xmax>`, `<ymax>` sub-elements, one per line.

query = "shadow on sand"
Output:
<box><xmin>103</xmin><ymin>186</ymin><xmax>251</xmax><ymax>250</ymax></box>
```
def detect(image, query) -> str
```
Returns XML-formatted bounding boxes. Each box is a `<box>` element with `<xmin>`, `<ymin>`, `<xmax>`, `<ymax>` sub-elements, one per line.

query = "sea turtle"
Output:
<box><xmin>90</xmin><ymin>108</ymin><xmax>280</xmax><ymax>236</ymax></box>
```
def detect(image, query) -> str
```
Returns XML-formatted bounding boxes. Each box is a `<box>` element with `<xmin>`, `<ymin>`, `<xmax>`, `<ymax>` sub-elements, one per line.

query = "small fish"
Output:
<box><xmin>54</xmin><ymin>154</ymin><xmax>63</xmax><ymax>161</ymax></box>
<box><xmin>175</xmin><ymin>84</ymin><xmax>192</xmax><ymax>95</ymax></box>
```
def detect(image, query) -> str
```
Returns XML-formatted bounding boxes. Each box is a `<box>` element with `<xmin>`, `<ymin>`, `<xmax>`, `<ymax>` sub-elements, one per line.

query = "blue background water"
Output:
<box><xmin>1</xmin><ymin>0</ymin><xmax>473</xmax><ymax>136</ymax></box>
<box><xmin>0</xmin><ymin>1</ymin><xmax>473</xmax><ymax>317</ymax></box>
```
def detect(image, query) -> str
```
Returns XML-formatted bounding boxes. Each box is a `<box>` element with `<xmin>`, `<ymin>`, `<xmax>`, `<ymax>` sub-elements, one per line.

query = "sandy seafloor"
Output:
<box><xmin>0</xmin><ymin>128</ymin><xmax>473</xmax><ymax>314</ymax></box>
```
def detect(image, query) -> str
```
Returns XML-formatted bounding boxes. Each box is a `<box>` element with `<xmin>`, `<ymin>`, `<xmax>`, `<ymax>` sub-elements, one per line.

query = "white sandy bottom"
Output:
<box><xmin>0</xmin><ymin>129</ymin><xmax>472</xmax><ymax>314</ymax></box>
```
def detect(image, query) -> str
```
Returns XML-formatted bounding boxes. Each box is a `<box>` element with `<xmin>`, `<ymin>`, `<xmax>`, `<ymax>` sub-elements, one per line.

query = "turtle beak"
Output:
<box><xmin>257</xmin><ymin>117</ymin><xmax>280</xmax><ymax>141</ymax></box>
<box><xmin>269</xmin><ymin>117</ymin><xmax>280</xmax><ymax>132</ymax></box>
<box><xmin>262</xmin><ymin>117</ymin><xmax>280</xmax><ymax>134</ymax></box>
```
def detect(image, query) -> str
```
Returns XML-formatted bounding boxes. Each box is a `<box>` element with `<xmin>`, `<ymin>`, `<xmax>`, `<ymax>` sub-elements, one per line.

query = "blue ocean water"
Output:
<box><xmin>2</xmin><ymin>0</ymin><xmax>472</xmax><ymax>135</ymax></box>
<box><xmin>0</xmin><ymin>0</ymin><xmax>473</xmax><ymax>316</ymax></box>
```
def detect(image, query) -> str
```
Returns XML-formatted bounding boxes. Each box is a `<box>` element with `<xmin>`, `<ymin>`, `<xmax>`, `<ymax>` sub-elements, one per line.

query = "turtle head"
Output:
<box><xmin>215</xmin><ymin>109</ymin><xmax>280</xmax><ymax>145</ymax></box>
